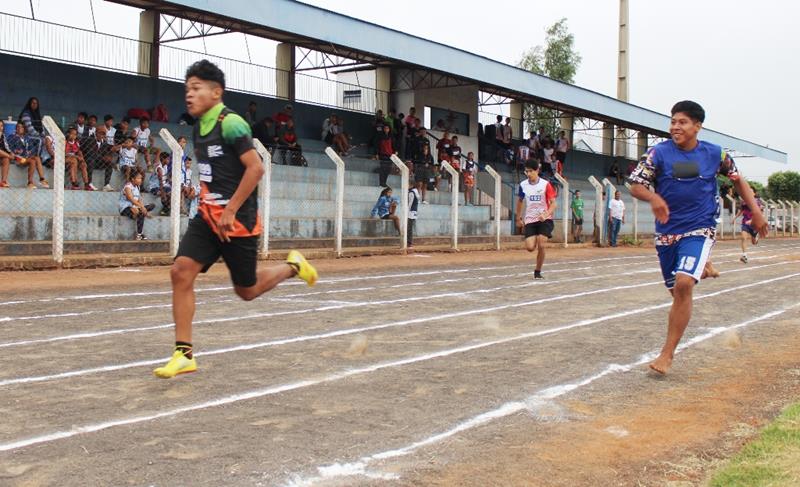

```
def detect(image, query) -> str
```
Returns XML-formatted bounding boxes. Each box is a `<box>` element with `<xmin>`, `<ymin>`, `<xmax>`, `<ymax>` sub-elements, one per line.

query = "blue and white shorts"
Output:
<box><xmin>656</xmin><ymin>235</ymin><xmax>715</xmax><ymax>289</ymax></box>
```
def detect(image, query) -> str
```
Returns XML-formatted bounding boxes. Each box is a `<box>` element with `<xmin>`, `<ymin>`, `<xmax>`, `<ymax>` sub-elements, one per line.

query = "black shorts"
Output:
<box><xmin>573</xmin><ymin>217</ymin><xmax>583</xmax><ymax>226</ymax></box>
<box><xmin>176</xmin><ymin>216</ymin><xmax>259</xmax><ymax>287</ymax></box>
<box><xmin>414</xmin><ymin>165</ymin><xmax>431</xmax><ymax>183</ymax></box>
<box><xmin>524</xmin><ymin>220</ymin><xmax>554</xmax><ymax>239</ymax></box>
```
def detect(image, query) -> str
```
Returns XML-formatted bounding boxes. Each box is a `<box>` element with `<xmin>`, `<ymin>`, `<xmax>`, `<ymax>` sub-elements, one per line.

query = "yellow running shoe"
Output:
<box><xmin>287</xmin><ymin>250</ymin><xmax>318</xmax><ymax>287</ymax></box>
<box><xmin>153</xmin><ymin>350</ymin><xmax>197</xmax><ymax>379</ymax></box>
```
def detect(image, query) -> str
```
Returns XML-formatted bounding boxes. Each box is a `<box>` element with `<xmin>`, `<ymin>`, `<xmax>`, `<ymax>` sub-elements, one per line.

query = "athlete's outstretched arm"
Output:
<box><xmin>218</xmin><ymin>148</ymin><xmax>264</xmax><ymax>241</ymax></box>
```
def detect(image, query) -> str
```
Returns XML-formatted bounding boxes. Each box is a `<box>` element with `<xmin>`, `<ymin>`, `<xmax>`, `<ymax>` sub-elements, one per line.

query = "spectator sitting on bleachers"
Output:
<box><xmin>274</xmin><ymin>104</ymin><xmax>293</xmax><ymax>128</ymax></box>
<box><xmin>102</xmin><ymin>115</ymin><xmax>116</xmax><ymax>145</ymax></box>
<box><xmin>39</xmin><ymin>133</ymin><xmax>54</xmax><ymax>169</ymax></box>
<box><xmin>8</xmin><ymin>122</ymin><xmax>49</xmax><ymax>189</ymax></box>
<box><xmin>0</xmin><ymin>121</ymin><xmax>11</xmax><ymax>188</ymax></box>
<box><xmin>119</xmin><ymin>170</ymin><xmax>154</xmax><ymax>241</ymax></box>
<box><xmin>113</xmin><ymin>136</ymin><xmax>138</xmax><ymax>181</ymax></box>
<box><xmin>180</xmin><ymin>151</ymin><xmax>196</xmax><ymax>216</ymax></box>
<box><xmin>253</xmin><ymin>117</ymin><xmax>278</xmax><ymax>153</ymax></box>
<box><xmin>447</xmin><ymin>135</ymin><xmax>462</xmax><ymax>169</ymax></box>
<box><xmin>413</xmin><ymin>143</ymin><xmax>434</xmax><ymax>203</ymax></box>
<box><xmin>64</xmin><ymin>127</ymin><xmax>90</xmax><ymax>189</ymax></box>
<box><xmin>114</xmin><ymin>117</ymin><xmax>131</xmax><ymax>146</ymax></box>
<box><xmin>393</xmin><ymin>110</ymin><xmax>405</xmax><ymax>157</ymax></box>
<box><xmin>18</xmin><ymin>97</ymin><xmax>43</xmax><ymax>137</ymax></box>
<box><xmin>404</xmin><ymin>108</ymin><xmax>417</xmax><ymax>157</ymax></box>
<box><xmin>73</xmin><ymin>112</ymin><xmax>88</xmax><ymax>139</ymax></box>
<box><xmin>82</xmin><ymin>126</ymin><xmax>115</xmax><ymax>191</ymax></box>
<box><xmin>377</xmin><ymin>124</ymin><xmax>395</xmax><ymax>187</ymax></box>
<box><xmin>148</xmin><ymin>151</ymin><xmax>171</xmax><ymax>215</ymax></box>
<box><xmin>609</xmin><ymin>160</ymin><xmax>623</xmax><ymax>185</ymax></box>
<box><xmin>86</xmin><ymin>115</ymin><xmax>98</xmax><ymax>139</ymax></box>
<box><xmin>131</xmin><ymin>118</ymin><xmax>159</xmax><ymax>170</ymax></box>
<box><xmin>411</xmin><ymin>127</ymin><xmax>431</xmax><ymax>167</ymax></box>
<box><xmin>277</xmin><ymin>118</ymin><xmax>305</xmax><ymax>166</ymax></box>
<box><xmin>325</xmin><ymin>115</ymin><xmax>351</xmax><ymax>156</ymax></box>
<box><xmin>371</xmin><ymin>186</ymin><xmax>401</xmax><ymax>235</ymax></box>
<box><xmin>244</xmin><ymin>101</ymin><xmax>258</xmax><ymax>127</ymax></box>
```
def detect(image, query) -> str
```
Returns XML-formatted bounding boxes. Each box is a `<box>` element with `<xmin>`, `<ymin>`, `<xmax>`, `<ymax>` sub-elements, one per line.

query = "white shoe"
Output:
<box><xmin>103</xmin><ymin>184</ymin><xmax>115</xmax><ymax>192</ymax></box>
<box><xmin>86</xmin><ymin>183</ymin><xmax>98</xmax><ymax>191</ymax></box>
<box><xmin>422</xmin><ymin>200</ymin><xmax>429</xmax><ymax>205</ymax></box>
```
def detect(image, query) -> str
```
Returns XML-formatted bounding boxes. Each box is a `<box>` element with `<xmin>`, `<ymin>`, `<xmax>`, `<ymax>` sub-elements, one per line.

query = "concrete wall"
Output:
<box><xmin>0</xmin><ymin>53</ymin><xmax>375</xmax><ymax>144</ymax></box>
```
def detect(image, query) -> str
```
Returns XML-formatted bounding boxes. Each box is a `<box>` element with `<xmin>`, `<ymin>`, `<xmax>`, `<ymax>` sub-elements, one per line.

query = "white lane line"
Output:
<box><xmin>0</xmin><ymin>259</ymin><xmax>792</xmax><ymax>386</ymax></box>
<box><xmin>0</xmin><ymin>271</ymin><xmax>796</xmax><ymax>453</ymax></box>
<box><xmin>0</xmin><ymin>252</ymin><xmax>783</xmax><ymax>350</ymax></box>
<box><xmin>2</xmin><ymin>242</ymin><xmax>793</xmax><ymax>308</ymax></box>
<box><xmin>286</xmin><ymin>302</ymin><xmax>800</xmax><ymax>486</ymax></box>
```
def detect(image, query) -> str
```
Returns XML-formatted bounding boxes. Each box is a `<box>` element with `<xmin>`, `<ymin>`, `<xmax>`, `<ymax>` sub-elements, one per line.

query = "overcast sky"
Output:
<box><xmin>5</xmin><ymin>0</ymin><xmax>797</xmax><ymax>181</ymax></box>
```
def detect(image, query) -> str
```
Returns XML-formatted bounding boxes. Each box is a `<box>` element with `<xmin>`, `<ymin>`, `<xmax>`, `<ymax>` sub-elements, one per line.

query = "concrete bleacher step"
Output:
<box><xmin>0</xmin><ymin>214</ymin><xmax>512</xmax><ymax>242</ymax></box>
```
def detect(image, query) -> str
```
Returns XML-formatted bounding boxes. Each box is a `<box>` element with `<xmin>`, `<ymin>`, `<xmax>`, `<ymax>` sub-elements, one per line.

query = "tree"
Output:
<box><xmin>517</xmin><ymin>18</ymin><xmax>582</xmax><ymax>137</ymax></box>
<box><xmin>748</xmin><ymin>180</ymin><xmax>767</xmax><ymax>198</ymax></box>
<box><xmin>767</xmin><ymin>171</ymin><xmax>800</xmax><ymax>201</ymax></box>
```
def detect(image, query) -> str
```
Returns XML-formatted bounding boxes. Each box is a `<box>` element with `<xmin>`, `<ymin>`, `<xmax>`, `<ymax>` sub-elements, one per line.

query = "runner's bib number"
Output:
<box><xmin>198</xmin><ymin>162</ymin><xmax>212</xmax><ymax>182</ymax></box>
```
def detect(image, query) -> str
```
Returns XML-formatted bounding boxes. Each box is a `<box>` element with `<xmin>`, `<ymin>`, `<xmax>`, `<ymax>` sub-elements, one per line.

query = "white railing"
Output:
<box><xmin>767</xmin><ymin>200</ymin><xmax>777</xmax><ymax>237</ymax></box>
<box><xmin>389</xmin><ymin>155</ymin><xmax>410</xmax><ymax>251</ymax></box>
<box><xmin>253</xmin><ymin>140</ymin><xmax>272</xmax><ymax>258</ymax></box>
<box><xmin>553</xmin><ymin>173</ymin><xmax>570</xmax><ymax>248</ymax></box>
<box><xmin>588</xmin><ymin>176</ymin><xmax>605</xmax><ymax>246</ymax></box>
<box><xmin>624</xmin><ymin>182</ymin><xmax>638</xmax><ymax>242</ymax></box>
<box><xmin>324</xmin><ymin>148</ymin><xmax>346</xmax><ymax>257</ymax></box>
<box><xmin>159</xmin><ymin>128</ymin><xmax>184</xmax><ymax>257</ymax></box>
<box><xmin>441</xmin><ymin>163</ymin><xmax>460</xmax><ymax>250</ymax></box>
<box><xmin>789</xmin><ymin>201</ymin><xmax>798</xmax><ymax>237</ymax></box>
<box><xmin>483</xmin><ymin>164</ymin><xmax>502</xmax><ymax>250</ymax></box>
<box><xmin>42</xmin><ymin>116</ymin><xmax>65</xmax><ymax>263</ymax></box>
<box><xmin>726</xmin><ymin>194</ymin><xmax>737</xmax><ymax>239</ymax></box>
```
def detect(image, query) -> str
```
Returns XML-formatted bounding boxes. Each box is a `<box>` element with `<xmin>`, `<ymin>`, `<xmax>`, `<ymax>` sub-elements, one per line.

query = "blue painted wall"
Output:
<box><xmin>0</xmin><ymin>53</ymin><xmax>374</xmax><ymax>144</ymax></box>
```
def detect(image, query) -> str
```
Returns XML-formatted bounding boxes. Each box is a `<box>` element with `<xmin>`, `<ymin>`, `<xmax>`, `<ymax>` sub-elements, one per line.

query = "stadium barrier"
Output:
<box><xmin>726</xmin><ymin>194</ymin><xmax>737</xmax><ymax>238</ymax></box>
<box><xmin>389</xmin><ymin>154</ymin><xmax>410</xmax><ymax>251</ymax></box>
<box><xmin>42</xmin><ymin>116</ymin><xmax>65</xmax><ymax>263</ymax></box>
<box><xmin>483</xmin><ymin>164</ymin><xmax>502</xmax><ymax>250</ymax></box>
<box><xmin>440</xmin><ymin>162</ymin><xmax>460</xmax><ymax>250</ymax></box>
<box><xmin>253</xmin><ymin>139</ymin><xmax>272</xmax><ymax>258</ymax></box>
<box><xmin>623</xmin><ymin>182</ymin><xmax>638</xmax><ymax>242</ymax></box>
<box><xmin>324</xmin><ymin>148</ymin><xmax>346</xmax><ymax>257</ymax></box>
<box><xmin>588</xmin><ymin>176</ymin><xmax>605</xmax><ymax>247</ymax></box>
<box><xmin>158</xmin><ymin>128</ymin><xmax>184</xmax><ymax>257</ymax></box>
<box><xmin>553</xmin><ymin>172</ymin><xmax>570</xmax><ymax>248</ymax></box>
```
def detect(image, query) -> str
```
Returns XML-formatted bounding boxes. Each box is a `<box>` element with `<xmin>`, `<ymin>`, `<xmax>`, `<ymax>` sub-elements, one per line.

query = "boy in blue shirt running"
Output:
<box><xmin>629</xmin><ymin>100</ymin><xmax>767</xmax><ymax>375</ymax></box>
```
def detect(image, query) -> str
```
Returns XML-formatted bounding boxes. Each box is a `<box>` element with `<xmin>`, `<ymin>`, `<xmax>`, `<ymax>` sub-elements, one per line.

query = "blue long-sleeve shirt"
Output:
<box><xmin>371</xmin><ymin>195</ymin><xmax>396</xmax><ymax>218</ymax></box>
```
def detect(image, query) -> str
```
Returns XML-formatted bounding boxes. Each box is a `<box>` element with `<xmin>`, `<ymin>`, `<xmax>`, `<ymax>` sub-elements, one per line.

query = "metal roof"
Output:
<box><xmin>110</xmin><ymin>0</ymin><xmax>786</xmax><ymax>162</ymax></box>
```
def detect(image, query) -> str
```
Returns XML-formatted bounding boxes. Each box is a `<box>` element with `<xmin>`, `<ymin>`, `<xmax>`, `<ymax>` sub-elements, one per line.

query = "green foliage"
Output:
<box><xmin>767</xmin><ymin>171</ymin><xmax>800</xmax><ymax>201</ymax></box>
<box><xmin>517</xmin><ymin>18</ymin><xmax>582</xmax><ymax>137</ymax></box>
<box><xmin>748</xmin><ymin>180</ymin><xmax>767</xmax><ymax>198</ymax></box>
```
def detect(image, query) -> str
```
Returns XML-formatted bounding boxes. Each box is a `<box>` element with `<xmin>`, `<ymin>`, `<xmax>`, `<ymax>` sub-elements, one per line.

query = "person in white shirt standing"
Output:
<box><xmin>515</xmin><ymin>159</ymin><xmax>557</xmax><ymax>279</ymax></box>
<box><xmin>608</xmin><ymin>190</ymin><xmax>625</xmax><ymax>247</ymax></box>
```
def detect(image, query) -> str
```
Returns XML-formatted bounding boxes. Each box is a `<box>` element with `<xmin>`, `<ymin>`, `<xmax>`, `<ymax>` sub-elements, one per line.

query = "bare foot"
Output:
<box><xmin>648</xmin><ymin>354</ymin><xmax>673</xmax><ymax>375</ymax></box>
<box><xmin>701</xmin><ymin>261</ymin><xmax>720</xmax><ymax>279</ymax></box>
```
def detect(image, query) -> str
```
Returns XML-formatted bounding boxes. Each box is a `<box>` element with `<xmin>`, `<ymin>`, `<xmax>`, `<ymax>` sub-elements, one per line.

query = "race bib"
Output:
<box><xmin>198</xmin><ymin>162</ymin><xmax>212</xmax><ymax>182</ymax></box>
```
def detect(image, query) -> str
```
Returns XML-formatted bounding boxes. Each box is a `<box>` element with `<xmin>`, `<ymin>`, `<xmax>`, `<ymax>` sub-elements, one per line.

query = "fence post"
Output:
<box><xmin>778</xmin><ymin>200</ymin><xmax>788</xmax><ymax>237</ymax></box>
<box><xmin>324</xmin><ymin>148</ymin><xmax>346</xmax><ymax>257</ymax></box>
<box><xmin>726</xmin><ymin>194</ymin><xmax>737</xmax><ymax>238</ymax></box>
<box><xmin>553</xmin><ymin>173</ymin><xmax>570</xmax><ymax>248</ymax></box>
<box><xmin>588</xmin><ymin>176</ymin><xmax>605</xmax><ymax>247</ymax></box>
<box><xmin>42</xmin><ymin>116</ymin><xmax>65</xmax><ymax>264</ymax></box>
<box><xmin>624</xmin><ymin>182</ymin><xmax>638</xmax><ymax>242</ymax></box>
<box><xmin>441</xmin><ymin>163</ymin><xmax>460</xmax><ymax>250</ymax></box>
<box><xmin>389</xmin><ymin>155</ymin><xmax>410</xmax><ymax>251</ymax></box>
<box><xmin>483</xmin><ymin>164</ymin><xmax>502</xmax><ymax>250</ymax></box>
<box><xmin>790</xmin><ymin>201</ymin><xmax>797</xmax><ymax>237</ymax></box>
<box><xmin>766</xmin><ymin>200</ymin><xmax>777</xmax><ymax>237</ymax></box>
<box><xmin>159</xmin><ymin>128</ymin><xmax>183</xmax><ymax>257</ymax></box>
<box><xmin>253</xmin><ymin>140</ymin><xmax>272</xmax><ymax>258</ymax></box>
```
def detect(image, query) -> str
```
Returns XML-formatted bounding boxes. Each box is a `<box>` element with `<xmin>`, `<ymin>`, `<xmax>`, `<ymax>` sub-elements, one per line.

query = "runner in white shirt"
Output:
<box><xmin>515</xmin><ymin>159</ymin><xmax>557</xmax><ymax>279</ymax></box>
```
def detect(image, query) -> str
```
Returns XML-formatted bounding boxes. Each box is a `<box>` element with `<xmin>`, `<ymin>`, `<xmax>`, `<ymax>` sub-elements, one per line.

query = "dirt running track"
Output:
<box><xmin>0</xmin><ymin>239</ymin><xmax>799</xmax><ymax>487</ymax></box>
